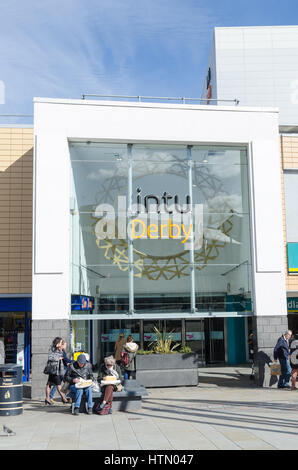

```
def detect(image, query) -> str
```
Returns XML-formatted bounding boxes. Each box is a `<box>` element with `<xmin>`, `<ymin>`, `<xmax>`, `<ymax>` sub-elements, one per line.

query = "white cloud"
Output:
<box><xmin>0</xmin><ymin>0</ymin><xmax>218</xmax><ymax>117</ymax></box>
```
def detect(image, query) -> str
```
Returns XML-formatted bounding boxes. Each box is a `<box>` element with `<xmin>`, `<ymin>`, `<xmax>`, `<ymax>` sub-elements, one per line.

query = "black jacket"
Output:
<box><xmin>274</xmin><ymin>336</ymin><xmax>290</xmax><ymax>361</ymax></box>
<box><xmin>47</xmin><ymin>347</ymin><xmax>64</xmax><ymax>376</ymax></box>
<box><xmin>64</xmin><ymin>361</ymin><xmax>94</xmax><ymax>385</ymax></box>
<box><xmin>290</xmin><ymin>338</ymin><xmax>298</xmax><ymax>369</ymax></box>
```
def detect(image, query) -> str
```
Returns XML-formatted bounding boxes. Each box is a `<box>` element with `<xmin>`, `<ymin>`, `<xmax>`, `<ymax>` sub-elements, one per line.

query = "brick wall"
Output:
<box><xmin>0</xmin><ymin>127</ymin><xmax>33</xmax><ymax>294</ymax></box>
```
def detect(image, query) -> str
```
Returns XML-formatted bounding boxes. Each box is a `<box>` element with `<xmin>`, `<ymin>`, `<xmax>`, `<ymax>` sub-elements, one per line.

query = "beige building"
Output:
<box><xmin>281</xmin><ymin>134</ymin><xmax>298</xmax><ymax>333</ymax></box>
<box><xmin>0</xmin><ymin>126</ymin><xmax>33</xmax><ymax>376</ymax></box>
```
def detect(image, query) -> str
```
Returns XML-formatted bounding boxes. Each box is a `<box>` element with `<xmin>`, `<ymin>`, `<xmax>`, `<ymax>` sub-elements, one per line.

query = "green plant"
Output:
<box><xmin>178</xmin><ymin>346</ymin><xmax>193</xmax><ymax>354</ymax></box>
<box><xmin>137</xmin><ymin>349</ymin><xmax>154</xmax><ymax>355</ymax></box>
<box><xmin>148</xmin><ymin>326</ymin><xmax>181</xmax><ymax>354</ymax></box>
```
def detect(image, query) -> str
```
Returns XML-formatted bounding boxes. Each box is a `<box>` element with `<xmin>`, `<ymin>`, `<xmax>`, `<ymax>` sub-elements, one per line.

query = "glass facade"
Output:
<box><xmin>69</xmin><ymin>142</ymin><xmax>252</xmax><ymax>362</ymax></box>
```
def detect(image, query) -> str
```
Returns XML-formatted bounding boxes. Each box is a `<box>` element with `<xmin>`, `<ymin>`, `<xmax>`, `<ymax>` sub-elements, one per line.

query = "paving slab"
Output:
<box><xmin>1</xmin><ymin>366</ymin><xmax>298</xmax><ymax>450</ymax></box>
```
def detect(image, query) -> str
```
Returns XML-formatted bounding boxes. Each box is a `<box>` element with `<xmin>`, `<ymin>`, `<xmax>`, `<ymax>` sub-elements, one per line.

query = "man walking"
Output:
<box><xmin>274</xmin><ymin>330</ymin><xmax>292</xmax><ymax>389</ymax></box>
<box><xmin>289</xmin><ymin>334</ymin><xmax>298</xmax><ymax>390</ymax></box>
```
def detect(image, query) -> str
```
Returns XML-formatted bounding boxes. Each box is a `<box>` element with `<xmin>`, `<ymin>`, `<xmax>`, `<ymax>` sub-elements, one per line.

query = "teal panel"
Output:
<box><xmin>287</xmin><ymin>297</ymin><xmax>298</xmax><ymax>313</ymax></box>
<box><xmin>226</xmin><ymin>317</ymin><xmax>246</xmax><ymax>365</ymax></box>
<box><xmin>287</xmin><ymin>243</ymin><xmax>298</xmax><ymax>273</ymax></box>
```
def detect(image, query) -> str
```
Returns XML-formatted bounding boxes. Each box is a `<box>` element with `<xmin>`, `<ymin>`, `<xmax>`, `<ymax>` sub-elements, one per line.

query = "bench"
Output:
<box><xmin>71</xmin><ymin>379</ymin><xmax>148</xmax><ymax>413</ymax></box>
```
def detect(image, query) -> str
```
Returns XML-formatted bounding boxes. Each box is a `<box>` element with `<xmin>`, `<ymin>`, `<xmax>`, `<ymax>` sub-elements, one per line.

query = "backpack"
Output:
<box><xmin>120</xmin><ymin>350</ymin><xmax>129</xmax><ymax>367</ymax></box>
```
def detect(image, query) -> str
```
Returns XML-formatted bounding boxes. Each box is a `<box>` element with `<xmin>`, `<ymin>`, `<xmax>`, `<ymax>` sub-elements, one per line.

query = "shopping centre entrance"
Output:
<box><xmin>71</xmin><ymin>316</ymin><xmax>249</xmax><ymax>367</ymax></box>
<box><xmin>69</xmin><ymin>142</ymin><xmax>252</xmax><ymax>371</ymax></box>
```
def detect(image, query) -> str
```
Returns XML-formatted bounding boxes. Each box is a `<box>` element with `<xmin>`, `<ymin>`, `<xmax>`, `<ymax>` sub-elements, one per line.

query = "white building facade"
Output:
<box><xmin>201</xmin><ymin>25</ymin><xmax>298</xmax><ymax>129</ymax></box>
<box><xmin>30</xmin><ymin>97</ymin><xmax>286</xmax><ymax>397</ymax></box>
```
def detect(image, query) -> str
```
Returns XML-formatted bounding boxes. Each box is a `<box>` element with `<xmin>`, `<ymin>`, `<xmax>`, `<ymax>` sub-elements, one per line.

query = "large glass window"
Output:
<box><xmin>69</xmin><ymin>142</ymin><xmax>252</xmax><ymax>317</ymax></box>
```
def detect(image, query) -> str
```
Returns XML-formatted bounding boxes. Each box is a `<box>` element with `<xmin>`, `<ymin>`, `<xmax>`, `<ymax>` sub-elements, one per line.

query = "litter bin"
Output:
<box><xmin>0</xmin><ymin>364</ymin><xmax>23</xmax><ymax>416</ymax></box>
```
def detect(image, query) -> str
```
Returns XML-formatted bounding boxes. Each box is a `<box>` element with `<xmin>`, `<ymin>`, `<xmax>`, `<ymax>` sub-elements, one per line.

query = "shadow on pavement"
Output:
<box><xmin>198</xmin><ymin>365</ymin><xmax>256</xmax><ymax>388</ymax></box>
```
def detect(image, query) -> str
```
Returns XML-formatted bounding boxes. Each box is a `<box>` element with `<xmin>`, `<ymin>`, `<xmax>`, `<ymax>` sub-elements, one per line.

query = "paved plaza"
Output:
<box><xmin>1</xmin><ymin>366</ymin><xmax>298</xmax><ymax>450</ymax></box>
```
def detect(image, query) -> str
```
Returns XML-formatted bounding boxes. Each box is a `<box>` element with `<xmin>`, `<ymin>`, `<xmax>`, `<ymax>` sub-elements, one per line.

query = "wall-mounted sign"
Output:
<box><xmin>288</xmin><ymin>297</ymin><xmax>298</xmax><ymax>313</ymax></box>
<box><xmin>100</xmin><ymin>332</ymin><xmax>205</xmax><ymax>342</ymax></box>
<box><xmin>287</xmin><ymin>243</ymin><xmax>298</xmax><ymax>273</ymax></box>
<box><xmin>71</xmin><ymin>295</ymin><xmax>95</xmax><ymax>311</ymax></box>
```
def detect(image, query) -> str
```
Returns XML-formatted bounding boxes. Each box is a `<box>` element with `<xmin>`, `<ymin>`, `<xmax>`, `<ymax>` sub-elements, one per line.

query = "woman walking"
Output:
<box><xmin>114</xmin><ymin>333</ymin><xmax>126</xmax><ymax>366</ymax></box>
<box><xmin>49</xmin><ymin>340</ymin><xmax>72</xmax><ymax>402</ymax></box>
<box><xmin>45</xmin><ymin>337</ymin><xmax>68</xmax><ymax>405</ymax></box>
<box><xmin>122</xmin><ymin>335</ymin><xmax>139</xmax><ymax>380</ymax></box>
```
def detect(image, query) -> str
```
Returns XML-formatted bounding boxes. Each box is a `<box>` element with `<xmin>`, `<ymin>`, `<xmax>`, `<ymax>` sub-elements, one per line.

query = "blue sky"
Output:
<box><xmin>0</xmin><ymin>0</ymin><xmax>297</xmax><ymax>123</ymax></box>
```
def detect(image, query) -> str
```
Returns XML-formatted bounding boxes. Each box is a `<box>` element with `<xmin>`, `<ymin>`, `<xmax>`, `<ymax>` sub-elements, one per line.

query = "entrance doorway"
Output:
<box><xmin>204</xmin><ymin>318</ymin><xmax>226</xmax><ymax>364</ymax></box>
<box><xmin>97</xmin><ymin>317</ymin><xmax>227</xmax><ymax>366</ymax></box>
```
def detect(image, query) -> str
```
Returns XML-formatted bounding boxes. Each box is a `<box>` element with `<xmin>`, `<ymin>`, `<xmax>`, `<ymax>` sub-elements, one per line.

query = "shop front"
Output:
<box><xmin>287</xmin><ymin>297</ymin><xmax>298</xmax><ymax>333</ymax></box>
<box><xmin>0</xmin><ymin>297</ymin><xmax>31</xmax><ymax>382</ymax></box>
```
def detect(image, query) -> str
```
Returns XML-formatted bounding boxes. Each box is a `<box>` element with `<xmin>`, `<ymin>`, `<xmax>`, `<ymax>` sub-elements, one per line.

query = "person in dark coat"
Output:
<box><xmin>64</xmin><ymin>354</ymin><xmax>94</xmax><ymax>415</ymax></box>
<box><xmin>45</xmin><ymin>337</ymin><xmax>68</xmax><ymax>405</ymax></box>
<box><xmin>273</xmin><ymin>330</ymin><xmax>292</xmax><ymax>389</ymax></box>
<box><xmin>290</xmin><ymin>334</ymin><xmax>298</xmax><ymax>390</ymax></box>
<box><xmin>49</xmin><ymin>340</ymin><xmax>72</xmax><ymax>402</ymax></box>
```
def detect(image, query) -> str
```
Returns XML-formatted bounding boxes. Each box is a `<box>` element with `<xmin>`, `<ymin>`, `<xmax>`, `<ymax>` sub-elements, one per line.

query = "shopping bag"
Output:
<box><xmin>269</xmin><ymin>362</ymin><xmax>281</xmax><ymax>376</ymax></box>
<box><xmin>91</xmin><ymin>381</ymin><xmax>100</xmax><ymax>392</ymax></box>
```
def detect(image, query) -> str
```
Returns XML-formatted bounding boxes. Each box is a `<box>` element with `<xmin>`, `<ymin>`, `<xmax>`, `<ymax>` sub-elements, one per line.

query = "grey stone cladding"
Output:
<box><xmin>253</xmin><ymin>315</ymin><xmax>289</xmax><ymax>387</ymax></box>
<box><xmin>31</xmin><ymin>319</ymin><xmax>71</xmax><ymax>399</ymax></box>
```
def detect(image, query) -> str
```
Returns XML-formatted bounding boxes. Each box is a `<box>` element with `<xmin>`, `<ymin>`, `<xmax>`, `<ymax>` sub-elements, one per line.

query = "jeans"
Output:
<box><xmin>70</xmin><ymin>385</ymin><xmax>93</xmax><ymax>409</ymax></box>
<box><xmin>278</xmin><ymin>358</ymin><xmax>292</xmax><ymax>388</ymax></box>
<box><xmin>124</xmin><ymin>370</ymin><xmax>132</xmax><ymax>380</ymax></box>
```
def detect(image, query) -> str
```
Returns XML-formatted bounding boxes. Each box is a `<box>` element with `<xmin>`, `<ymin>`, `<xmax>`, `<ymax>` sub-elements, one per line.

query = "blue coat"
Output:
<box><xmin>274</xmin><ymin>336</ymin><xmax>290</xmax><ymax>361</ymax></box>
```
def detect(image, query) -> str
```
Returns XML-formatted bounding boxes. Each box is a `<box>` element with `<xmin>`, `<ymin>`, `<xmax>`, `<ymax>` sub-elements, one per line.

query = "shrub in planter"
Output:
<box><xmin>148</xmin><ymin>326</ymin><xmax>180</xmax><ymax>354</ymax></box>
<box><xmin>178</xmin><ymin>346</ymin><xmax>193</xmax><ymax>354</ymax></box>
<box><xmin>135</xmin><ymin>328</ymin><xmax>198</xmax><ymax>387</ymax></box>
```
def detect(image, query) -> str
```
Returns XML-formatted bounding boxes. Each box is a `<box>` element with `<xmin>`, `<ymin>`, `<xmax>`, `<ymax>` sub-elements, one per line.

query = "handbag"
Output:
<box><xmin>120</xmin><ymin>351</ymin><xmax>129</xmax><ymax>367</ymax></box>
<box><xmin>43</xmin><ymin>360</ymin><xmax>56</xmax><ymax>375</ymax></box>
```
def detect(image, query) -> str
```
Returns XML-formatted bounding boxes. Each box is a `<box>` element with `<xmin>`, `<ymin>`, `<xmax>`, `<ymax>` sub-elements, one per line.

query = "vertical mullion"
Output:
<box><xmin>187</xmin><ymin>145</ymin><xmax>196</xmax><ymax>313</ymax></box>
<box><xmin>127</xmin><ymin>144</ymin><xmax>135</xmax><ymax>314</ymax></box>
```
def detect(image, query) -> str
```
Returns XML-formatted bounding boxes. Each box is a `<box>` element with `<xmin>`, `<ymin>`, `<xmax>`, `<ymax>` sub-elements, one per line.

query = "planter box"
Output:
<box><xmin>136</xmin><ymin>353</ymin><xmax>201</xmax><ymax>388</ymax></box>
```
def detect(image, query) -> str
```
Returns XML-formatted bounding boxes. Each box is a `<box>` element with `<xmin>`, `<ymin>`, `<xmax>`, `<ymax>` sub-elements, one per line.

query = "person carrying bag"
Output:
<box><xmin>44</xmin><ymin>337</ymin><xmax>68</xmax><ymax>405</ymax></box>
<box><xmin>122</xmin><ymin>335</ymin><xmax>139</xmax><ymax>380</ymax></box>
